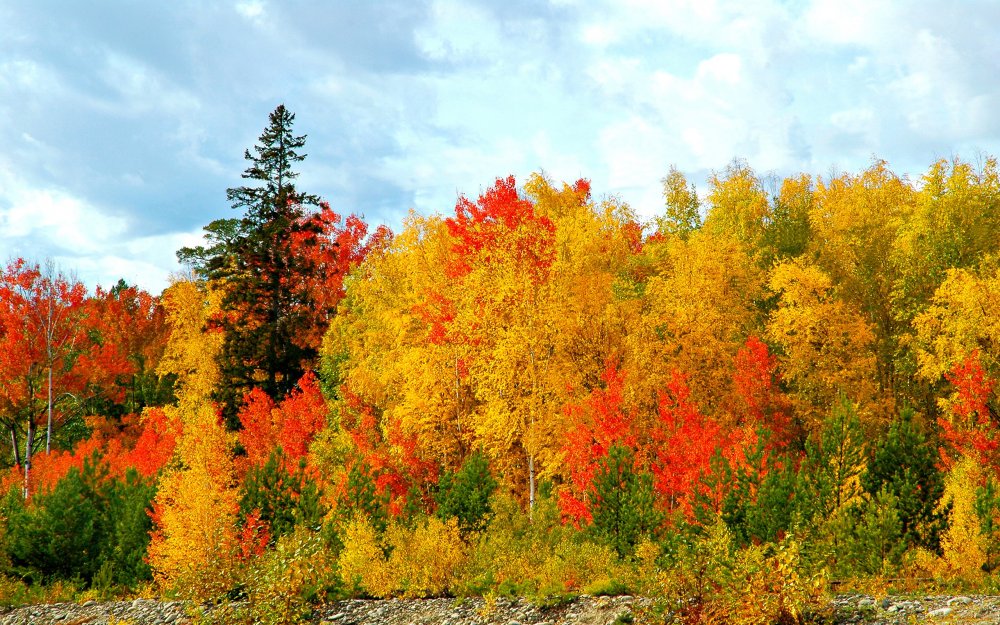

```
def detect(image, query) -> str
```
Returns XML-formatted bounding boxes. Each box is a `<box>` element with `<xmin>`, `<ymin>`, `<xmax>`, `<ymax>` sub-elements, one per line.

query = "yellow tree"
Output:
<box><xmin>703</xmin><ymin>159</ymin><xmax>771</xmax><ymax>259</ymax></box>
<box><xmin>809</xmin><ymin>160</ymin><xmax>915</xmax><ymax>404</ymax></box>
<box><xmin>913</xmin><ymin>265</ymin><xmax>1000</xmax><ymax>392</ymax></box>
<box><xmin>766</xmin><ymin>259</ymin><xmax>880</xmax><ymax>431</ymax></box>
<box><xmin>658</xmin><ymin>166</ymin><xmax>701</xmax><ymax>240</ymax></box>
<box><xmin>147</xmin><ymin>278</ymin><xmax>240</xmax><ymax>599</ymax></box>
<box><xmin>894</xmin><ymin>158</ymin><xmax>1000</xmax><ymax>411</ymax></box>
<box><xmin>446</xmin><ymin>176</ymin><xmax>560</xmax><ymax>511</ymax></box>
<box><xmin>322</xmin><ymin>212</ymin><xmax>476</xmax><ymax>475</ymax></box>
<box><xmin>520</xmin><ymin>174</ymin><xmax>644</xmax><ymax>488</ymax></box>
<box><xmin>629</xmin><ymin>229</ymin><xmax>763</xmax><ymax>423</ymax></box>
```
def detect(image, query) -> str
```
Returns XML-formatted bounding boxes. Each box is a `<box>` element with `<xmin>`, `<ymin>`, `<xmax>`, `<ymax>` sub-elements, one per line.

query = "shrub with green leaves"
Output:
<box><xmin>4</xmin><ymin>455</ymin><xmax>156</xmax><ymax>589</ymax></box>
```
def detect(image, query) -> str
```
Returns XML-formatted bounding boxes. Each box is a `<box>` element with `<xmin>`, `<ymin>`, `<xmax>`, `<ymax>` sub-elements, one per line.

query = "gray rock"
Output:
<box><xmin>927</xmin><ymin>607</ymin><xmax>952</xmax><ymax>618</ymax></box>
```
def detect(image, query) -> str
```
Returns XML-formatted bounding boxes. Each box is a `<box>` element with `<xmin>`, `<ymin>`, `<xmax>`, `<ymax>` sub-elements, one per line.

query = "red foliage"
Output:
<box><xmin>238</xmin><ymin>388</ymin><xmax>279</xmax><ymax>468</ymax></box>
<box><xmin>650</xmin><ymin>370</ymin><xmax>727</xmax><ymax>517</ymax></box>
<box><xmin>939</xmin><ymin>351</ymin><xmax>999</xmax><ymax>470</ymax></box>
<box><xmin>26</xmin><ymin>437</ymin><xmax>103</xmax><ymax>495</ymax></box>
<box><xmin>0</xmin><ymin>259</ymin><xmax>88</xmax><ymax>459</ymax></box>
<box><xmin>277</xmin><ymin>372</ymin><xmax>327</xmax><ymax>461</ymax></box>
<box><xmin>559</xmin><ymin>361</ymin><xmax>638</xmax><ymax>525</ymax></box>
<box><xmin>238</xmin><ymin>372</ymin><xmax>328</xmax><ymax>470</ymax></box>
<box><xmin>80</xmin><ymin>283</ymin><xmax>170</xmax><ymax>406</ymax></box>
<box><xmin>337</xmin><ymin>387</ymin><xmax>438</xmax><ymax>516</ymax></box>
<box><xmin>445</xmin><ymin>175</ymin><xmax>556</xmax><ymax>282</ymax></box>
<box><xmin>119</xmin><ymin>408</ymin><xmax>181</xmax><ymax>478</ymax></box>
<box><xmin>412</xmin><ymin>290</ymin><xmax>457</xmax><ymax>345</ymax></box>
<box><xmin>732</xmin><ymin>336</ymin><xmax>795</xmax><ymax>446</ymax></box>
<box><xmin>238</xmin><ymin>508</ymin><xmax>271</xmax><ymax>561</ymax></box>
<box><xmin>289</xmin><ymin>203</ymin><xmax>393</xmax><ymax>352</ymax></box>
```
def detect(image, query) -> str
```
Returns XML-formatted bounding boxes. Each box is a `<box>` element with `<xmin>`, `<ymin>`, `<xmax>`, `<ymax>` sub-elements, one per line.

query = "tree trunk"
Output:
<box><xmin>23</xmin><ymin>419</ymin><xmax>35</xmax><ymax>498</ymax></box>
<box><xmin>9</xmin><ymin>426</ymin><xmax>20</xmax><ymax>468</ymax></box>
<box><xmin>528</xmin><ymin>453</ymin><xmax>536</xmax><ymax>520</ymax></box>
<box><xmin>46</xmin><ymin>364</ymin><xmax>52</xmax><ymax>454</ymax></box>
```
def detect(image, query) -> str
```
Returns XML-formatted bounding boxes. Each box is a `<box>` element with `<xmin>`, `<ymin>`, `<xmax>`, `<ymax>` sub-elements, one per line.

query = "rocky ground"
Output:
<box><xmin>1</xmin><ymin>594</ymin><xmax>1000</xmax><ymax>624</ymax></box>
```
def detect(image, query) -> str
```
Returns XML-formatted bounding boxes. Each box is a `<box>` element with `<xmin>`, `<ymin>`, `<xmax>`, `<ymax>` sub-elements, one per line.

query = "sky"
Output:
<box><xmin>2</xmin><ymin>0</ymin><xmax>999</xmax><ymax>294</ymax></box>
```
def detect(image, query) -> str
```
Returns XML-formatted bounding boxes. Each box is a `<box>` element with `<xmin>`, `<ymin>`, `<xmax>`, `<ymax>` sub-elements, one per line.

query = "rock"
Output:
<box><xmin>947</xmin><ymin>596</ymin><xmax>972</xmax><ymax>606</ymax></box>
<box><xmin>927</xmin><ymin>607</ymin><xmax>952</xmax><ymax>618</ymax></box>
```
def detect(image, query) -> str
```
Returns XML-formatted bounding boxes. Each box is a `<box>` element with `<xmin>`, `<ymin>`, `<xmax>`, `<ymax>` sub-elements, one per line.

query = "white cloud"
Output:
<box><xmin>236</xmin><ymin>0</ymin><xmax>265</xmax><ymax>20</ymax></box>
<box><xmin>0</xmin><ymin>165</ymin><xmax>197</xmax><ymax>293</ymax></box>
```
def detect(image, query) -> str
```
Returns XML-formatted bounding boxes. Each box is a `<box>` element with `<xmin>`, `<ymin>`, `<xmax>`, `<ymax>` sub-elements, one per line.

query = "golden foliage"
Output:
<box><xmin>935</xmin><ymin>456</ymin><xmax>988</xmax><ymax>580</ymax></box>
<box><xmin>146</xmin><ymin>401</ymin><xmax>239</xmax><ymax>600</ymax></box>
<box><xmin>767</xmin><ymin>259</ymin><xmax>879</xmax><ymax>428</ymax></box>
<box><xmin>337</xmin><ymin>515</ymin><xmax>467</xmax><ymax>598</ymax></box>
<box><xmin>914</xmin><ymin>266</ymin><xmax>1000</xmax><ymax>384</ymax></box>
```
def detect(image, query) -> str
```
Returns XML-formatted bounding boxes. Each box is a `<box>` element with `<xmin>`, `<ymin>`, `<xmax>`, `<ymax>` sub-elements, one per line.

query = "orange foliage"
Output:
<box><xmin>445</xmin><ymin>175</ymin><xmax>556</xmax><ymax>281</ymax></box>
<box><xmin>731</xmin><ymin>336</ymin><xmax>795</xmax><ymax>445</ymax></box>
<box><xmin>650</xmin><ymin>370</ymin><xmax>728</xmax><ymax>517</ymax></box>
<box><xmin>238</xmin><ymin>372</ymin><xmax>328</xmax><ymax>470</ymax></box>
<box><xmin>939</xmin><ymin>351</ymin><xmax>1000</xmax><ymax>471</ymax></box>
<box><xmin>559</xmin><ymin>362</ymin><xmax>637</xmax><ymax>524</ymax></box>
<box><xmin>238</xmin><ymin>508</ymin><xmax>271</xmax><ymax>561</ymax></box>
<box><xmin>337</xmin><ymin>388</ymin><xmax>438</xmax><ymax>515</ymax></box>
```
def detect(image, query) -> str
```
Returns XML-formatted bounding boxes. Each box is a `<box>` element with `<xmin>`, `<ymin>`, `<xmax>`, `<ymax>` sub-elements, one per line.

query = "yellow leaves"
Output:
<box><xmin>658</xmin><ymin>165</ymin><xmax>701</xmax><ymax>239</ymax></box>
<box><xmin>157</xmin><ymin>278</ymin><xmax>223</xmax><ymax>406</ymax></box>
<box><xmin>767</xmin><ymin>259</ymin><xmax>878</xmax><ymax>427</ymax></box>
<box><xmin>148</xmin><ymin>277</ymin><xmax>242</xmax><ymax>600</ymax></box>
<box><xmin>632</xmin><ymin>230</ymin><xmax>762</xmax><ymax>416</ymax></box>
<box><xmin>935</xmin><ymin>456</ymin><xmax>988</xmax><ymax>580</ymax></box>
<box><xmin>147</xmin><ymin>413</ymin><xmax>239</xmax><ymax>600</ymax></box>
<box><xmin>704</xmin><ymin>159</ymin><xmax>770</xmax><ymax>252</ymax></box>
<box><xmin>914</xmin><ymin>266</ymin><xmax>1000</xmax><ymax>383</ymax></box>
<box><xmin>337</xmin><ymin>515</ymin><xmax>467</xmax><ymax>598</ymax></box>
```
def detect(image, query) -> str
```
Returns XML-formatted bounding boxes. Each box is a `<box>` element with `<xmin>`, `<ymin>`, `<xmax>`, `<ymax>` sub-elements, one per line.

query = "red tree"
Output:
<box><xmin>559</xmin><ymin>362</ymin><xmax>638</xmax><ymax>524</ymax></box>
<box><xmin>939</xmin><ymin>350</ymin><xmax>999</xmax><ymax>470</ymax></box>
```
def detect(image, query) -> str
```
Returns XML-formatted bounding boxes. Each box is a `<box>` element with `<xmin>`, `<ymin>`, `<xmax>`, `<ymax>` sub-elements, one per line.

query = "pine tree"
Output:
<box><xmin>861</xmin><ymin>408</ymin><xmax>950</xmax><ymax>554</ymax></box>
<box><xmin>179</xmin><ymin>105</ymin><xmax>323</xmax><ymax>427</ymax></box>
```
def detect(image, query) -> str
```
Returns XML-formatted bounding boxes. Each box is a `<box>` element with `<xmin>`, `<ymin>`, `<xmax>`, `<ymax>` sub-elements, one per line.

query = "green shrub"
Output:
<box><xmin>246</xmin><ymin>527</ymin><xmax>340</xmax><ymax>625</ymax></box>
<box><xmin>589</xmin><ymin>445</ymin><xmax>663</xmax><ymax>558</ymax></box>
<box><xmin>4</xmin><ymin>456</ymin><xmax>155</xmax><ymax>589</ymax></box>
<box><xmin>435</xmin><ymin>450</ymin><xmax>497</xmax><ymax>536</ymax></box>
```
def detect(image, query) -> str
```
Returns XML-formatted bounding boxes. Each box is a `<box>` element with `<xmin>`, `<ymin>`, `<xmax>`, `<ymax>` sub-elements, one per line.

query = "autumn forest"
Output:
<box><xmin>2</xmin><ymin>105</ymin><xmax>1000</xmax><ymax>623</ymax></box>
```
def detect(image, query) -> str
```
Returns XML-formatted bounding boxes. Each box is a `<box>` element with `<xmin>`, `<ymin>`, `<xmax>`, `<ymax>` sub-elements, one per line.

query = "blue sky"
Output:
<box><xmin>2</xmin><ymin>0</ymin><xmax>999</xmax><ymax>293</ymax></box>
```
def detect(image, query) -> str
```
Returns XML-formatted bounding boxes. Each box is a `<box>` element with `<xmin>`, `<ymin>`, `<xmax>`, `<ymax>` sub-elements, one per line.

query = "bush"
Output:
<box><xmin>657</xmin><ymin>522</ymin><xmax>827</xmax><ymax>625</ymax></box>
<box><xmin>4</xmin><ymin>456</ymin><xmax>156</xmax><ymax>589</ymax></box>
<box><xmin>337</xmin><ymin>514</ymin><xmax>467</xmax><ymax>598</ymax></box>
<box><xmin>456</xmin><ymin>491</ymin><xmax>629</xmax><ymax>599</ymax></box>
<box><xmin>246</xmin><ymin>527</ymin><xmax>340</xmax><ymax>625</ymax></box>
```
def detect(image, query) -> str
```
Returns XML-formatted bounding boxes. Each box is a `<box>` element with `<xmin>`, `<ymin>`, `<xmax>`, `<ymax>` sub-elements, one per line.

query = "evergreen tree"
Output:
<box><xmin>861</xmin><ymin>407</ymin><xmax>950</xmax><ymax>554</ymax></box>
<box><xmin>435</xmin><ymin>450</ymin><xmax>498</xmax><ymax>536</ymax></box>
<box><xmin>238</xmin><ymin>449</ymin><xmax>326</xmax><ymax>543</ymax></box>
<box><xmin>588</xmin><ymin>445</ymin><xmax>663</xmax><ymax>558</ymax></box>
<box><xmin>179</xmin><ymin>105</ymin><xmax>324</xmax><ymax>427</ymax></box>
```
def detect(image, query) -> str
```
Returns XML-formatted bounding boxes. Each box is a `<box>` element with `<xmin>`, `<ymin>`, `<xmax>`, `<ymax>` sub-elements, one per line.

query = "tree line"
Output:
<box><xmin>0</xmin><ymin>105</ymin><xmax>999</xmax><ymax>623</ymax></box>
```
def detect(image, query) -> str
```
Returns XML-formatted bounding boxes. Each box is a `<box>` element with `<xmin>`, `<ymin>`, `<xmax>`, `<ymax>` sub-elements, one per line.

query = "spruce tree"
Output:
<box><xmin>179</xmin><ymin>105</ymin><xmax>324</xmax><ymax>427</ymax></box>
